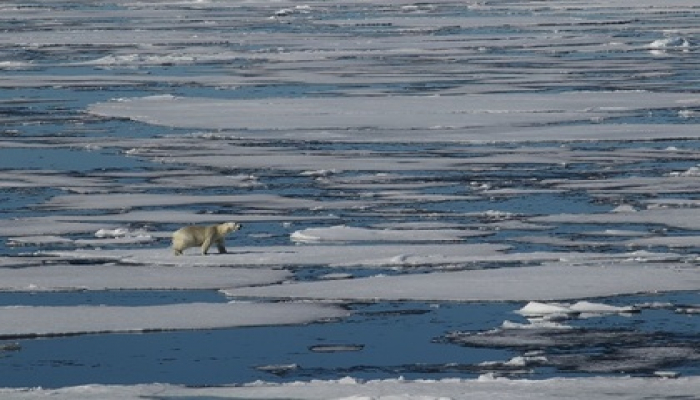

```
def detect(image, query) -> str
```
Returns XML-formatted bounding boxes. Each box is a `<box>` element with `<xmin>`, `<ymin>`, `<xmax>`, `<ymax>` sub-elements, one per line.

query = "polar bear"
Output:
<box><xmin>172</xmin><ymin>222</ymin><xmax>241</xmax><ymax>256</ymax></box>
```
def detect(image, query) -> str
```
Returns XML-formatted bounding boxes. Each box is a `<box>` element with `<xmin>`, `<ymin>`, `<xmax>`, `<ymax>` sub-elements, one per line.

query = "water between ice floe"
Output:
<box><xmin>1</xmin><ymin>292</ymin><xmax>700</xmax><ymax>388</ymax></box>
<box><xmin>0</xmin><ymin>297</ymin><xmax>509</xmax><ymax>388</ymax></box>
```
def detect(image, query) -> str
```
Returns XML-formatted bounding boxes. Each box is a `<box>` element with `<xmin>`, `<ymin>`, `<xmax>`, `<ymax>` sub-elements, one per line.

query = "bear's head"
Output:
<box><xmin>221</xmin><ymin>222</ymin><xmax>241</xmax><ymax>234</ymax></box>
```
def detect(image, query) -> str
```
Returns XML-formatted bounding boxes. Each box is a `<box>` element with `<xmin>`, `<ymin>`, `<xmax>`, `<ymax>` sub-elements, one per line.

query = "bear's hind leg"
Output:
<box><xmin>201</xmin><ymin>237</ymin><xmax>213</xmax><ymax>255</ymax></box>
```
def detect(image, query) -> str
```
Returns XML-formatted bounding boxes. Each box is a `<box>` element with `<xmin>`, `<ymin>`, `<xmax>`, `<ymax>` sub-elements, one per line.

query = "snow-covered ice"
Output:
<box><xmin>87</xmin><ymin>92</ymin><xmax>700</xmax><ymax>142</ymax></box>
<box><xmin>223</xmin><ymin>262</ymin><xmax>700</xmax><ymax>302</ymax></box>
<box><xmin>0</xmin><ymin>302</ymin><xmax>348</xmax><ymax>339</ymax></box>
<box><xmin>3</xmin><ymin>376</ymin><xmax>700</xmax><ymax>400</ymax></box>
<box><xmin>516</xmin><ymin>301</ymin><xmax>637</xmax><ymax>319</ymax></box>
<box><xmin>0</xmin><ymin>265</ymin><xmax>290</xmax><ymax>292</ymax></box>
<box><xmin>46</xmin><ymin>243</ymin><xmax>511</xmax><ymax>268</ymax></box>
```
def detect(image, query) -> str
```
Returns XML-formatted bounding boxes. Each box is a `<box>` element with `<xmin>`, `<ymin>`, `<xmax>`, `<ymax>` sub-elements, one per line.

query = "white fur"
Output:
<box><xmin>172</xmin><ymin>222</ymin><xmax>241</xmax><ymax>256</ymax></box>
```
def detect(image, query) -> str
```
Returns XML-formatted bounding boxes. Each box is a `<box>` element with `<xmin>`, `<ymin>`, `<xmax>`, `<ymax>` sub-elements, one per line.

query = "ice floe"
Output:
<box><xmin>47</xmin><ymin>243</ymin><xmax>511</xmax><ymax>269</ymax></box>
<box><xmin>531</xmin><ymin>206</ymin><xmax>700</xmax><ymax>231</ymax></box>
<box><xmin>3</xmin><ymin>376</ymin><xmax>700</xmax><ymax>400</ymax></box>
<box><xmin>516</xmin><ymin>301</ymin><xmax>637</xmax><ymax>320</ymax></box>
<box><xmin>7</xmin><ymin>235</ymin><xmax>75</xmax><ymax>248</ymax></box>
<box><xmin>0</xmin><ymin>265</ymin><xmax>290</xmax><ymax>292</ymax></box>
<box><xmin>39</xmin><ymin>193</ymin><xmax>335</xmax><ymax>212</ymax></box>
<box><xmin>60</xmin><ymin>210</ymin><xmax>328</xmax><ymax>225</ymax></box>
<box><xmin>224</xmin><ymin>262</ymin><xmax>700</xmax><ymax>302</ymax></box>
<box><xmin>87</xmin><ymin>92</ymin><xmax>700</xmax><ymax>142</ymax></box>
<box><xmin>0</xmin><ymin>302</ymin><xmax>348</xmax><ymax>339</ymax></box>
<box><xmin>0</xmin><ymin>219</ymin><xmax>118</xmax><ymax>238</ymax></box>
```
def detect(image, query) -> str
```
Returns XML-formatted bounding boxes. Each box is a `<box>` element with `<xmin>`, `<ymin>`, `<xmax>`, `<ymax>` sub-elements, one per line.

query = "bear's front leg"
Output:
<box><xmin>216</xmin><ymin>239</ymin><xmax>227</xmax><ymax>254</ymax></box>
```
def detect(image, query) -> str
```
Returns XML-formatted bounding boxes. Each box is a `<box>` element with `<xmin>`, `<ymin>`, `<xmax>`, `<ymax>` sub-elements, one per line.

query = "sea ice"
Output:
<box><xmin>568</xmin><ymin>301</ymin><xmax>637</xmax><ymax>314</ymax></box>
<box><xmin>87</xmin><ymin>92</ymin><xmax>700</xmax><ymax>142</ymax></box>
<box><xmin>0</xmin><ymin>219</ymin><xmax>118</xmax><ymax>238</ymax></box>
<box><xmin>39</xmin><ymin>193</ymin><xmax>334</xmax><ymax>212</ymax></box>
<box><xmin>0</xmin><ymin>302</ymin><xmax>348</xmax><ymax>339</ymax></box>
<box><xmin>649</xmin><ymin>36</ymin><xmax>691</xmax><ymax>50</ymax></box>
<box><xmin>3</xmin><ymin>376</ymin><xmax>700</xmax><ymax>400</ymax></box>
<box><xmin>47</xmin><ymin>243</ymin><xmax>511</xmax><ymax>269</ymax></box>
<box><xmin>532</xmin><ymin>206</ymin><xmax>700</xmax><ymax>231</ymax></box>
<box><xmin>57</xmin><ymin>210</ymin><xmax>328</xmax><ymax>225</ymax></box>
<box><xmin>0</xmin><ymin>265</ymin><xmax>290</xmax><ymax>292</ymax></box>
<box><xmin>224</xmin><ymin>262</ymin><xmax>700</xmax><ymax>302</ymax></box>
<box><xmin>94</xmin><ymin>228</ymin><xmax>149</xmax><ymax>239</ymax></box>
<box><xmin>515</xmin><ymin>302</ymin><xmax>578</xmax><ymax>318</ymax></box>
<box><xmin>516</xmin><ymin>301</ymin><xmax>637</xmax><ymax>319</ymax></box>
<box><xmin>7</xmin><ymin>236</ymin><xmax>74</xmax><ymax>248</ymax></box>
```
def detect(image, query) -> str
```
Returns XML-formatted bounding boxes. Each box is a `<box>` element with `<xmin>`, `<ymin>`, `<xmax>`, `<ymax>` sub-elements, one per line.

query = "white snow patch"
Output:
<box><xmin>569</xmin><ymin>300</ymin><xmax>637</xmax><ymax>315</ymax></box>
<box><xmin>290</xmin><ymin>225</ymin><xmax>487</xmax><ymax>243</ymax></box>
<box><xmin>516</xmin><ymin>301</ymin><xmax>637</xmax><ymax>320</ymax></box>
<box><xmin>516</xmin><ymin>302</ymin><xmax>577</xmax><ymax>318</ymax></box>
<box><xmin>611</xmin><ymin>204</ymin><xmax>638</xmax><ymax>213</ymax></box>
<box><xmin>669</xmin><ymin>165</ymin><xmax>700</xmax><ymax>177</ymax></box>
<box><xmin>94</xmin><ymin>228</ymin><xmax>153</xmax><ymax>239</ymax></box>
<box><xmin>501</xmin><ymin>320</ymin><xmax>573</xmax><ymax>330</ymax></box>
<box><xmin>649</xmin><ymin>36</ymin><xmax>691</xmax><ymax>49</ymax></box>
<box><xmin>581</xmin><ymin>229</ymin><xmax>651</xmax><ymax>238</ymax></box>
